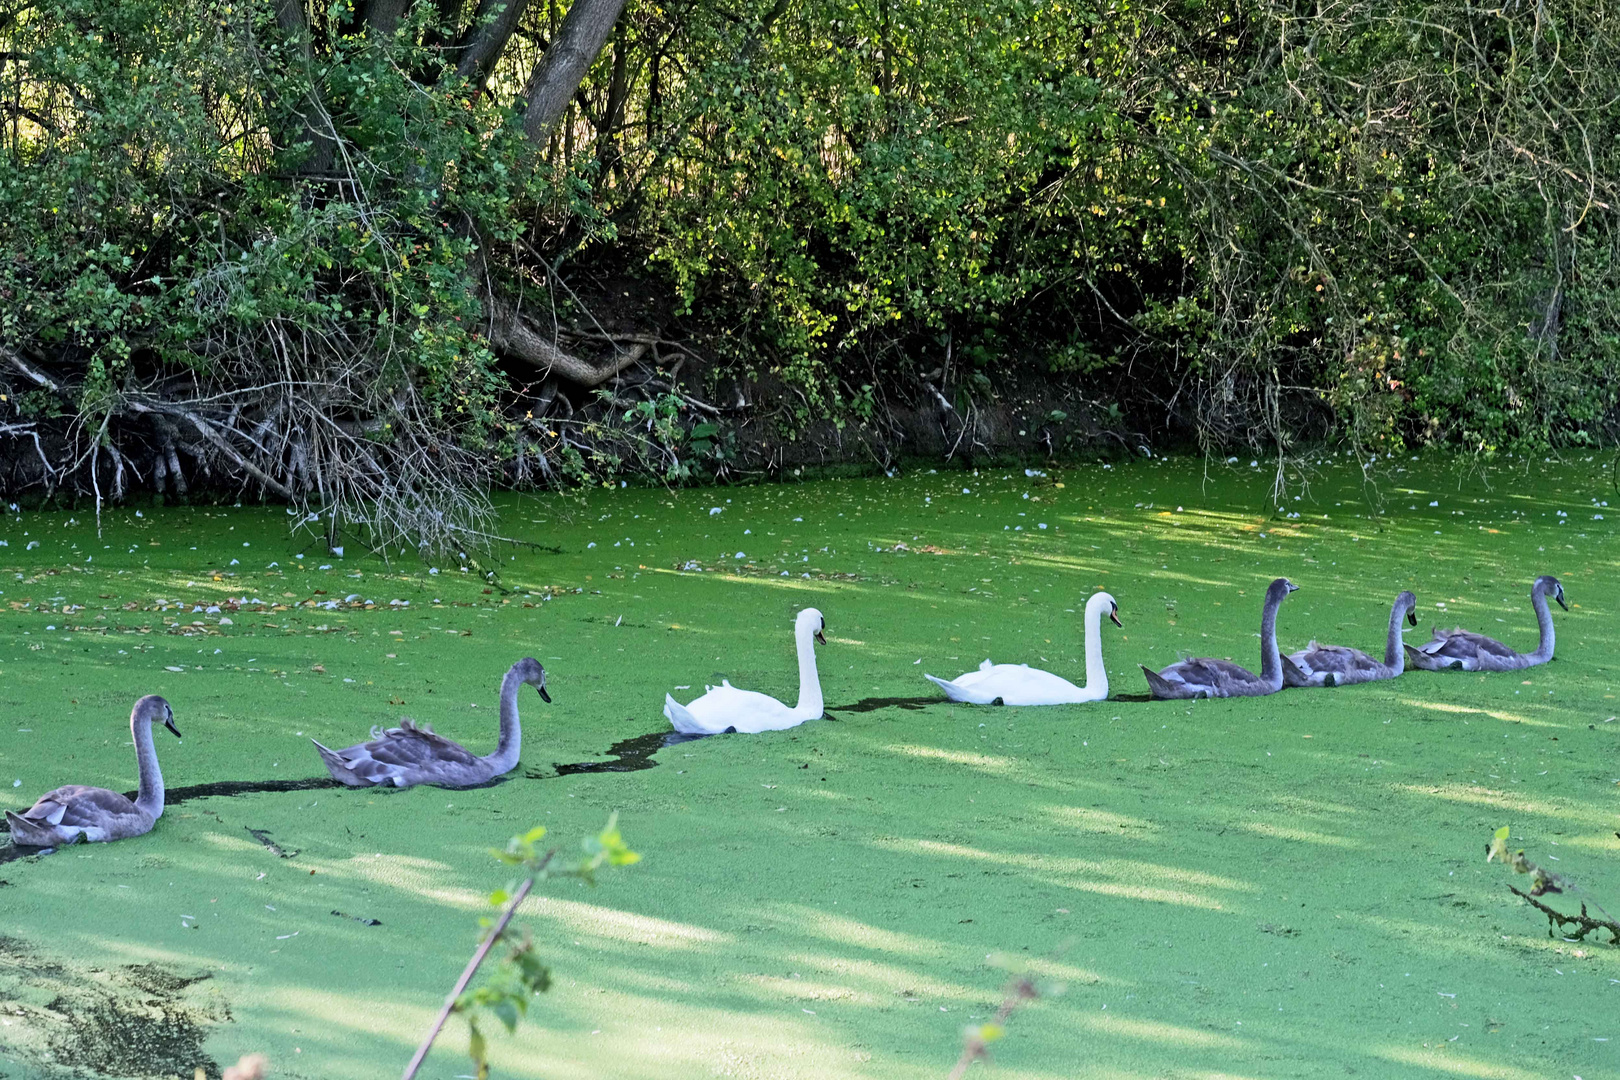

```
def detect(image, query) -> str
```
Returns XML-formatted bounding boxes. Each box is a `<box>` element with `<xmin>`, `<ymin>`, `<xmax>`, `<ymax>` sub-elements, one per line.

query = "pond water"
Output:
<box><xmin>0</xmin><ymin>455</ymin><xmax>1616</xmax><ymax>1079</ymax></box>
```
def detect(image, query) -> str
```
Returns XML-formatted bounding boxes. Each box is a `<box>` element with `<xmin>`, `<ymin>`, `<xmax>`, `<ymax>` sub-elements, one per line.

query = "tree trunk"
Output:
<box><xmin>521</xmin><ymin>0</ymin><xmax>629</xmax><ymax>144</ymax></box>
<box><xmin>453</xmin><ymin>0</ymin><xmax>534</xmax><ymax>89</ymax></box>
<box><xmin>272</xmin><ymin>0</ymin><xmax>338</xmax><ymax>174</ymax></box>
<box><xmin>363</xmin><ymin>0</ymin><xmax>414</xmax><ymax>36</ymax></box>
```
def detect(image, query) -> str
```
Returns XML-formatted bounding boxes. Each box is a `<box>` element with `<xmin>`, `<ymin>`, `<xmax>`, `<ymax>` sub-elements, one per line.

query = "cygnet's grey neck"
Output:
<box><xmin>132</xmin><ymin>717</ymin><xmax>165</xmax><ymax>820</ymax></box>
<box><xmin>491</xmin><ymin>666</ymin><xmax>525</xmax><ymax>769</ymax></box>
<box><xmin>1529</xmin><ymin>586</ymin><xmax>1557</xmax><ymax>663</ymax></box>
<box><xmin>1258</xmin><ymin>595</ymin><xmax>1284</xmax><ymax>683</ymax></box>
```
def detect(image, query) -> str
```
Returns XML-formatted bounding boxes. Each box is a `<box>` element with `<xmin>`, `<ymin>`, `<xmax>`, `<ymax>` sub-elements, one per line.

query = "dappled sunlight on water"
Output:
<box><xmin>1401</xmin><ymin>698</ymin><xmax>1565</xmax><ymax>728</ymax></box>
<box><xmin>526</xmin><ymin>895</ymin><xmax>731</xmax><ymax>950</ymax></box>
<box><xmin>1040</xmin><ymin>804</ymin><xmax>1162</xmax><ymax>836</ymax></box>
<box><xmin>1371</xmin><ymin>1044</ymin><xmax>1550</xmax><ymax>1080</ymax></box>
<box><xmin>1236</xmin><ymin>821</ymin><xmax>1366</xmax><ymax>848</ymax></box>
<box><xmin>1074</xmin><ymin>1012</ymin><xmax>1247</xmax><ymax>1050</ymax></box>
<box><xmin>1392</xmin><ymin>782</ymin><xmax>1612</xmax><ymax>826</ymax></box>
<box><xmin>870</xmin><ymin>836</ymin><xmax>1253</xmax><ymax>910</ymax></box>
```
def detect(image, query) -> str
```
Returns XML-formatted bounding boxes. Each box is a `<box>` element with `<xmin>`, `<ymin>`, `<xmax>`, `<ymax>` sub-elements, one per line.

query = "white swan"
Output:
<box><xmin>664</xmin><ymin>608</ymin><xmax>826</xmax><ymax>734</ymax></box>
<box><xmin>924</xmin><ymin>592</ymin><xmax>1121</xmax><ymax>706</ymax></box>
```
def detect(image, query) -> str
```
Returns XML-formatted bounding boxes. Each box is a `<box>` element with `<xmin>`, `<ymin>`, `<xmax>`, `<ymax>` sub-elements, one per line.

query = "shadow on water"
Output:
<box><xmin>2</xmin><ymin>731</ymin><xmax>708</xmax><ymax>864</ymax></box>
<box><xmin>541</xmin><ymin>729</ymin><xmax>708</xmax><ymax>777</ymax></box>
<box><xmin>135</xmin><ymin>777</ymin><xmax>342</xmax><ymax>808</ymax></box>
<box><xmin>828</xmin><ymin>695</ymin><xmax>938</xmax><ymax>714</ymax></box>
<box><xmin>0</xmin><ymin>841</ymin><xmax>50</xmax><ymax>864</ymax></box>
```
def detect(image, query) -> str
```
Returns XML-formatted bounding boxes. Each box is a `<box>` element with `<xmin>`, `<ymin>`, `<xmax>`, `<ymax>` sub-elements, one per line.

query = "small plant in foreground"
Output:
<box><xmin>401</xmin><ymin>815</ymin><xmax>640</xmax><ymax>1080</ymax></box>
<box><xmin>947</xmin><ymin>945</ymin><xmax>1070</xmax><ymax>1078</ymax></box>
<box><xmin>1486</xmin><ymin>825</ymin><xmax>1619</xmax><ymax>945</ymax></box>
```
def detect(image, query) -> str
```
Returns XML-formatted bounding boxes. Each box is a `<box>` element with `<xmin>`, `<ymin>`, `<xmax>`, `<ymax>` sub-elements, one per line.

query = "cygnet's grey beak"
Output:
<box><xmin>1109</xmin><ymin>605</ymin><xmax>1123</xmax><ymax>628</ymax></box>
<box><xmin>1555</xmin><ymin>590</ymin><xmax>1569</xmax><ymax>612</ymax></box>
<box><xmin>814</xmin><ymin>629</ymin><xmax>827</xmax><ymax>646</ymax></box>
<box><xmin>536</xmin><ymin>684</ymin><xmax>552</xmax><ymax>703</ymax></box>
<box><xmin>1407</xmin><ymin>608</ymin><xmax>1419</xmax><ymax>626</ymax></box>
<box><xmin>164</xmin><ymin>718</ymin><xmax>182</xmax><ymax>740</ymax></box>
<box><xmin>1286</xmin><ymin>582</ymin><xmax>1300</xmax><ymax>593</ymax></box>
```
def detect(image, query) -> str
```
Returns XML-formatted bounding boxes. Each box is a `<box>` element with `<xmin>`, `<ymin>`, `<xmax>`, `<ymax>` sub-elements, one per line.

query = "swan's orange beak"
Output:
<box><xmin>814</xmin><ymin>629</ymin><xmax>827</xmax><ymax>645</ymax></box>
<box><xmin>1110</xmin><ymin>604</ymin><xmax>1123</xmax><ymax>628</ymax></box>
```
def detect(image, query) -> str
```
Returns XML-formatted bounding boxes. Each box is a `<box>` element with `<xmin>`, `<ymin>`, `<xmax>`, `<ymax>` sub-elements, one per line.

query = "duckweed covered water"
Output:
<box><xmin>1</xmin><ymin>456</ymin><xmax>1617</xmax><ymax>1079</ymax></box>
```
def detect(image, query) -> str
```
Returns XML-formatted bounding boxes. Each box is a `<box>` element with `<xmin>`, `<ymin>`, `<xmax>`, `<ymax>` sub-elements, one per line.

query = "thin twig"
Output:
<box><xmin>402</xmin><ymin>850</ymin><xmax>555</xmax><ymax>1080</ymax></box>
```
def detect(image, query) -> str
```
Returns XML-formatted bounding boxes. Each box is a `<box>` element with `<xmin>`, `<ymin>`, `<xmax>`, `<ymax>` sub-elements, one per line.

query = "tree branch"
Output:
<box><xmin>485</xmin><ymin>288</ymin><xmax>649</xmax><ymax>385</ymax></box>
<box><xmin>1</xmin><ymin>344</ymin><xmax>60</xmax><ymax>391</ymax></box>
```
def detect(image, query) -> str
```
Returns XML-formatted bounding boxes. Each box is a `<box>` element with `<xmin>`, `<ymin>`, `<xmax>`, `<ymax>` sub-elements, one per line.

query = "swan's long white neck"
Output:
<box><xmin>488</xmin><ymin>667</ymin><xmax>524</xmax><ymax>771</ymax></box>
<box><xmin>132</xmin><ymin>716</ymin><xmax>164</xmax><ymax>820</ymax></box>
<box><xmin>1081</xmin><ymin>596</ymin><xmax>1109</xmax><ymax>697</ymax></box>
<box><xmin>793</xmin><ymin>623</ymin><xmax>823</xmax><ymax>718</ymax></box>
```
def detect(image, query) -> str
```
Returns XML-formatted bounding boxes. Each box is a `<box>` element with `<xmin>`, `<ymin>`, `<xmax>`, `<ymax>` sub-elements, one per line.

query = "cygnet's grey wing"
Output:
<box><xmin>361</xmin><ymin>718</ymin><xmax>480</xmax><ymax>770</ymax></box>
<box><xmin>1280</xmin><ymin>653</ymin><xmax>1313</xmax><ymax>687</ymax></box>
<box><xmin>1429</xmin><ymin>628</ymin><xmax>1516</xmax><ymax>663</ymax></box>
<box><xmin>28</xmin><ymin>785</ymin><xmax>144</xmax><ymax>832</ymax></box>
<box><xmin>1301</xmin><ymin>643</ymin><xmax>1381</xmax><ymax>677</ymax></box>
<box><xmin>1173</xmin><ymin>657</ymin><xmax>1263</xmax><ymax>692</ymax></box>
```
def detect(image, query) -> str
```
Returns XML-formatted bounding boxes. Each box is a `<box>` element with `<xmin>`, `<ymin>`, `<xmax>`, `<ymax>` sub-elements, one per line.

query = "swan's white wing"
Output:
<box><xmin>675</xmin><ymin>684</ymin><xmax>804</xmax><ymax>733</ymax></box>
<box><xmin>967</xmin><ymin>664</ymin><xmax>1093</xmax><ymax>705</ymax></box>
<box><xmin>929</xmin><ymin>664</ymin><xmax>1094</xmax><ymax>705</ymax></box>
<box><xmin>665</xmin><ymin>693</ymin><xmax>723</xmax><ymax>735</ymax></box>
<box><xmin>925</xmin><ymin>672</ymin><xmax>1000</xmax><ymax>704</ymax></box>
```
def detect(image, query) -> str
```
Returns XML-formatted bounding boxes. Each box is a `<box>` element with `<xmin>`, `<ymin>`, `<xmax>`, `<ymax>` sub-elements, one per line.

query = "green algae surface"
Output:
<box><xmin>1</xmin><ymin>457</ymin><xmax>1618</xmax><ymax>1080</ymax></box>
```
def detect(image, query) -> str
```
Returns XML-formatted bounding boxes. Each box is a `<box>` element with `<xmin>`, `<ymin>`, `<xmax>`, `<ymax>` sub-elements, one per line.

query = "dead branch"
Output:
<box><xmin>1</xmin><ymin>345</ymin><xmax>60</xmax><ymax>391</ymax></box>
<box><xmin>1506</xmin><ymin>885</ymin><xmax>1620</xmax><ymax>945</ymax></box>
<box><xmin>485</xmin><ymin>287</ymin><xmax>650</xmax><ymax>385</ymax></box>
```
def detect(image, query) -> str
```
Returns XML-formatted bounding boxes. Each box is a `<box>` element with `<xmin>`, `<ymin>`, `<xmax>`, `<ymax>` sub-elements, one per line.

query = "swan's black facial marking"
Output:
<box><xmin>156</xmin><ymin>701</ymin><xmax>180</xmax><ymax>739</ymax></box>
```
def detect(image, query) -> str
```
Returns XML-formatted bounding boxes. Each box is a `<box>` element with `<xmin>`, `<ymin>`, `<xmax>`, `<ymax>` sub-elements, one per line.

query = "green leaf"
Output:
<box><xmin>488</xmin><ymin>888</ymin><xmax>510</xmax><ymax>907</ymax></box>
<box><xmin>467</xmin><ymin>1020</ymin><xmax>486</xmax><ymax>1074</ymax></box>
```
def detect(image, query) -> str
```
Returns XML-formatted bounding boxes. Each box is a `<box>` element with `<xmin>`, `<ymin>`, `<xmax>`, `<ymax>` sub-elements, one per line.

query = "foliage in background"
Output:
<box><xmin>2</xmin><ymin>0</ymin><xmax>1618</xmax><ymax>531</ymax></box>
